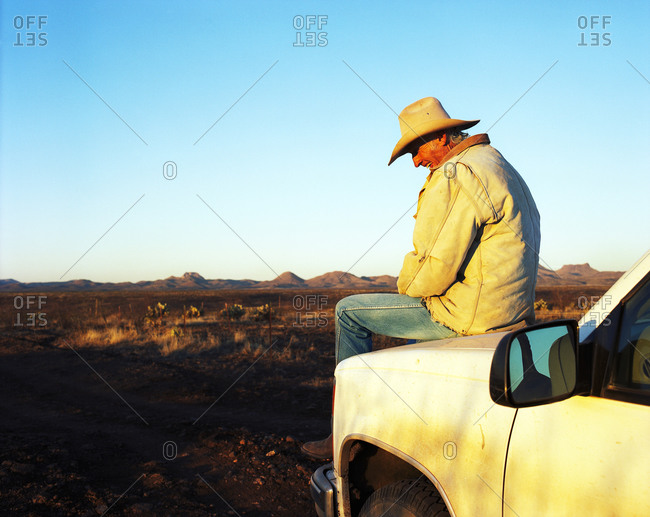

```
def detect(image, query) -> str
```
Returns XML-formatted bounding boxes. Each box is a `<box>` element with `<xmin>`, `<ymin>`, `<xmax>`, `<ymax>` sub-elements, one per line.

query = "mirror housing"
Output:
<box><xmin>490</xmin><ymin>319</ymin><xmax>579</xmax><ymax>408</ymax></box>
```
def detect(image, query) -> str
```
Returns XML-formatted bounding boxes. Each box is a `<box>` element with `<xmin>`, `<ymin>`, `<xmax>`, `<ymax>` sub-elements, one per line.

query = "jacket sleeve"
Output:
<box><xmin>397</xmin><ymin>172</ymin><xmax>480</xmax><ymax>297</ymax></box>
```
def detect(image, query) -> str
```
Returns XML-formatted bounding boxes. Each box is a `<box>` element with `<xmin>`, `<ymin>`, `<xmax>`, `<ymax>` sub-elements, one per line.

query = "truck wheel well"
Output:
<box><xmin>345</xmin><ymin>440</ymin><xmax>442</xmax><ymax>516</ymax></box>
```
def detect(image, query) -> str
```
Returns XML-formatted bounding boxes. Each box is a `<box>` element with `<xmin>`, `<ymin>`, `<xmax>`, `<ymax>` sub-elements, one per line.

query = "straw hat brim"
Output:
<box><xmin>388</xmin><ymin>118</ymin><xmax>480</xmax><ymax>165</ymax></box>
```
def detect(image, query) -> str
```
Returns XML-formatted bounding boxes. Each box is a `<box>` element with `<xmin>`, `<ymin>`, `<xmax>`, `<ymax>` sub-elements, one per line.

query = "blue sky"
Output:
<box><xmin>1</xmin><ymin>1</ymin><xmax>648</xmax><ymax>283</ymax></box>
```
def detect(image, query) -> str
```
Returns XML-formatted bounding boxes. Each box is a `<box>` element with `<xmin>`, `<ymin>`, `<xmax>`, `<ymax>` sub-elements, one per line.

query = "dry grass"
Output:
<box><xmin>241</xmin><ymin>341</ymin><xmax>265</xmax><ymax>356</ymax></box>
<box><xmin>74</xmin><ymin>326</ymin><xmax>139</xmax><ymax>346</ymax></box>
<box><xmin>2</xmin><ymin>287</ymin><xmax>604</xmax><ymax>366</ymax></box>
<box><xmin>61</xmin><ymin>320</ymin><xmax>322</xmax><ymax>361</ymax></box>
<box><xmin>299</xmin><ymin>376</ymin><xmax>332</xmax><ymax>388</ymax></box>
<box><xmin>67</xmin><ymin>323</ymin><xmax>227</xmax><ymax>357</ymax></box>
<box><xmin>154</xmin><ymin>328</ymin><xmax>225</xmax><ymax>356</ymax></box>
<box><xmin>233</xmin><ymin>330</ymin><xmax>248</xmax><ymax>344</ymax></box>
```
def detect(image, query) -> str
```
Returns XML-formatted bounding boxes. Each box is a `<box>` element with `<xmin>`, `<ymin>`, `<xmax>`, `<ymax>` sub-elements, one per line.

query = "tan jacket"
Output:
<box><xmin>397</xmin><ymin>134</ymin><xmax>540</xmax><ymax>335</ymax></box>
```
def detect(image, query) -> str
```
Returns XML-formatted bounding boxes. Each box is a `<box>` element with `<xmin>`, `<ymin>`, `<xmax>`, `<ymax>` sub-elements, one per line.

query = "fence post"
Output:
<box><xmin>268</xmin><ymin>301</ymin><xmax>272</xmax><ymax>346</ymax></box>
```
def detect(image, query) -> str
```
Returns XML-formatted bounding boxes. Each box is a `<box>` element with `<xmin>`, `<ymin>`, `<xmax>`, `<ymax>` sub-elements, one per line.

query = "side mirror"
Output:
<box><xmin>490</xmin><ymin>319</ymin><xmax>579</xmax><ymax>408</ymax></box>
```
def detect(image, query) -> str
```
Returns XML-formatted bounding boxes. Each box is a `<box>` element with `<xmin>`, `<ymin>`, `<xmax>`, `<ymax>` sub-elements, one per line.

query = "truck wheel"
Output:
<box><xmin>359</xmin><ymin>479</ymin><xmax>450</xmax><ymax>517</ymax></box>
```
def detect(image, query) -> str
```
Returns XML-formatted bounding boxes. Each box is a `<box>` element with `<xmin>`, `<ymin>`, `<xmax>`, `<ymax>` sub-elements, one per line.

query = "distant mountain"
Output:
<box><xmin>0</xmin><ymin>271</ymin><xmax>397</xmax><ymax>292</ymax></box>
<box><xmin>308</xmin><ymin>271</ymin><xmax>378</xmax><ymax>289</ymax></box>
<box><xmin>0</xmin><ymin>263</ymin><xmax>623</xmax><ymax>292</ymax></box>
<box><xmin>557</xmin><ymin>264</ymin><xmax>599</xmax><ymax>277</ymax></box>
<box><xmin>537</xmin><ymin>263</ymin><xmax>623</xmax><ymax>286</ymax></box>
<box><xmin>156</xmin><ymin>272</ymin><xmax>210</xmax><ymax>289</ymax></box>
<box><xmin>256</xmin><ymin>272</ymin><xmax>306</xmax><ymax>289</ymax></box>
<box><xmin>0</xmin><ymin>279</ymin><xmax>22</xmax><ymax>289</ymax></box>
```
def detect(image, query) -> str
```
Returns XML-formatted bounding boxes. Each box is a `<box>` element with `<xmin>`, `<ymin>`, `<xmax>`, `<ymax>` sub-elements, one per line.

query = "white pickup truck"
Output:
<box><xmin>310</xmin><ymin>250</ymin><xmax>650</xmax><ymax>517</ymax></box>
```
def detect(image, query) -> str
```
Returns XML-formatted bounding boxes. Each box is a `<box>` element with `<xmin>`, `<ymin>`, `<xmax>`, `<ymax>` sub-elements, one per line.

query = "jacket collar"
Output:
<box><xmin>416</xmin><ymin>134</ymin><xmax>491</xmax><ymax>219</ymax></box>
<box><xmin>431</xmin><ymin>133</ymin><xmax>490</xmax><ymax>171</ymax></box>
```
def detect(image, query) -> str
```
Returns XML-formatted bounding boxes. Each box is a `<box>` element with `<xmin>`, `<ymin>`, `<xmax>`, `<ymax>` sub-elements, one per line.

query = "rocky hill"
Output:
<box><xmin>536</xmin><ymin>263</ymin><xmax>623</xmax><ymax>286</ymax></box>
<box><xmin>0</xmin><ymin>263</ymin><xmax>623</xmax><ymax>292</ymax></box>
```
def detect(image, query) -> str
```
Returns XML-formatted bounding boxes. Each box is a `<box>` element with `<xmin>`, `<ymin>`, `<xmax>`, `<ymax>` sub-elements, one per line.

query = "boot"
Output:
<box><xmin>301</xmin><ymin>434</ymin><xmax>333</xmax><ymax>460</ymax></box>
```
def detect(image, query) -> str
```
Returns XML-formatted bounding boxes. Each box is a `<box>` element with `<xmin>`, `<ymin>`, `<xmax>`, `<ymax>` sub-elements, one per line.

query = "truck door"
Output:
<box><xmin>502</xmin><ymin>276</ymin><xmax>650</xmax><ymax>516</ymax></box>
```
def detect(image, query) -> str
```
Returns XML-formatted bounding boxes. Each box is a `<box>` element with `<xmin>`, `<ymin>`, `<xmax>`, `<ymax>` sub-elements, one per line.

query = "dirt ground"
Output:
<box><xmin>0</xmin><ymin>324</ymin><xmax>336</xmax><ymax>516</ymax></box>
<box><xmin>0</xmin><ymin>286</ymin><xmax>603</xmax><ymax>516</ymax></box>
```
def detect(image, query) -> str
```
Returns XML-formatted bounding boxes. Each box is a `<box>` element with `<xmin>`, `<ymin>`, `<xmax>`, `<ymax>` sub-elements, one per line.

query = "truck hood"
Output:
<box><xmin>335</xmin><ymin>331</ymin><xmax>507</xmax><ymax>382</ymax></box>
<box><xmin>333</xmin><ymin>330</ymin><xmax>517</xmax><ymax>517</ymax></box>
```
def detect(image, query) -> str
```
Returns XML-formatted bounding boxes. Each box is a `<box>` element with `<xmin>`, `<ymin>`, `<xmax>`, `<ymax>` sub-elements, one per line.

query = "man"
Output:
<box><xmin>301</xmin><ymin>97</ymin><xmax>540</xmax><ymax>459</ymax></box>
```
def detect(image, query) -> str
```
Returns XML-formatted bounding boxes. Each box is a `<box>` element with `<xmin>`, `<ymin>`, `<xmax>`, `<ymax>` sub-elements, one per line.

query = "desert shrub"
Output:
<box><xmin>251</xmin><ymin>303</ymin><xmax>274</xmax><ymax>321</ymax></box>
<box><xmin>534</xmin><ymin>299</ymin><xmax>548</xmax><ymax>311</ymax></box>
<box><xmin>221</xmin><ymin>304</ymin><xmax>244</xmax><ymax>321</ymax></box>
<box><xmin>184</xmin><ymin>305</ymin><xmax>203</xmax><ymax>319</ymax></box>
<box><xmin>145</xmin><ymin>302</ymin><xmax>168</xmax><ymax>327</ymax></box>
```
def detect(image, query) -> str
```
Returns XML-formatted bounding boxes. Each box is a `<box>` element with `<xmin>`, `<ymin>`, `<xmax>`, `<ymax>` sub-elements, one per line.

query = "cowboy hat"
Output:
<box><xmin>388</xmin><ymin>97</ymin><xmax>479</xmax><ymax>165</ymax></box>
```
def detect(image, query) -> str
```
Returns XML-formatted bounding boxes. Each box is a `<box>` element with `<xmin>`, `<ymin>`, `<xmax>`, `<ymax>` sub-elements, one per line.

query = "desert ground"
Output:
<box><xmin>0</xmin><ymin>286</ymin><xmax>608</xmax><ymax>516</ymax></box>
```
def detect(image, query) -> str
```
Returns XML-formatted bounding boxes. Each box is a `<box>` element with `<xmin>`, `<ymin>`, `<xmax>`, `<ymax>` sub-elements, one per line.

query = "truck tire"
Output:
<box><xmin>359</xmin><ymin>479</ymin><xmax>450</xmax><ymax>517</ymax></box>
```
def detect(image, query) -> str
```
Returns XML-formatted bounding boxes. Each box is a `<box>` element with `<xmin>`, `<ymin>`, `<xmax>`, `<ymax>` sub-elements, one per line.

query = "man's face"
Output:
<box><xmin>411</xmin><ymin>133</ymin><xmax>450</xmax><ymax>169</ymax></box>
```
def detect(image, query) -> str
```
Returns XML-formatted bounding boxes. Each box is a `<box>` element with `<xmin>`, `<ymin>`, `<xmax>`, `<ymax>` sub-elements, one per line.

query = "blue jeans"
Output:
<box><xmin>335</xmin><ymin>293</ymin><xmax>459</xmax><ymax>364</ymax></box>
